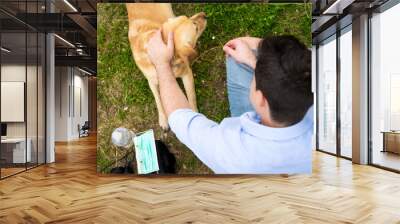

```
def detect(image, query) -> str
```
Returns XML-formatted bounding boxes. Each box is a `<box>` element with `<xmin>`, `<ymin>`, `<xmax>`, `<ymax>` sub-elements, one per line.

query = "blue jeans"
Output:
<box><xmin>226</xmin><ymin>56</ymin><xmax>255</xmax><ymax>117</ymax></box>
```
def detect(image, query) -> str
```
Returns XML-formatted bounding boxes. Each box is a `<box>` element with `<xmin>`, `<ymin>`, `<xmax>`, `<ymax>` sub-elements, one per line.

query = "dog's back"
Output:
<box><xmin>126</xmin><ymin>3</ymin><xmax>205</xmax><ymax>130</ymax></box>
<box><xmin>126</xmin><ymin>3</ymin><xmax>174</xmax><ymax>33</ymax></box>
<box><xmin>126</xmin><ymin>3</ymin><xmax>175</xmax><ymax>71</ymax></box>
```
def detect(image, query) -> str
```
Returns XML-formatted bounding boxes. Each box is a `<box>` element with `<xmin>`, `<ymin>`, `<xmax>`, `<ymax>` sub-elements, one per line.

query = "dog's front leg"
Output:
<box><xmin>148</xmin><ymin>79</ymin><xmax>169</xmax><ymax>131</ymax></box>
<box><xmin>181</xmin><ymin>69</ymin><xmax>198</xmax><ymax>112</ymax></box>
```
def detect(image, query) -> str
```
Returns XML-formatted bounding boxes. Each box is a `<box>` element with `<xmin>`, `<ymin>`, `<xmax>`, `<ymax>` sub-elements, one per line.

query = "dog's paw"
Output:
<box><xmin>161</xmin><ymin>131</ymin><xmax>168</xmax><ymax>140</ymax></box>
<box><xmin>189</xmin><ymin>103</ymin><xmax>198</xmax><ymax>113</ymax></box>
<box><xmin>159</xmin><ymin>119</ymin><xmax>170</xmax><ymax>132</ymax></box>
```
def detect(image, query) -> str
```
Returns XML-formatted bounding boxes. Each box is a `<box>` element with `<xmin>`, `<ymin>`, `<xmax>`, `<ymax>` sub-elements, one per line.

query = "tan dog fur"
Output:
<box><xmin>126</xmin><ymin>3</ymin><xmax>207</xmax><ymax>130</ymax></box>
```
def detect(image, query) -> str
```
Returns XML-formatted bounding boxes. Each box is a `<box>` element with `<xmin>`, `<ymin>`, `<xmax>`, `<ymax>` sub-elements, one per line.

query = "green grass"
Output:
<box><xmin>97</xmin><ymin>3</ymin><xmax>311</xmax><ymax>174</ymax></box>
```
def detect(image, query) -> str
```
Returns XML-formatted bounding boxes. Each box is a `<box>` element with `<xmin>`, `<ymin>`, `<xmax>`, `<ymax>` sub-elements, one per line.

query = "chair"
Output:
<box><xmin>79</xmin><ymin>121</ymin><xmax>90</xmax><ymax>138</ymax></box>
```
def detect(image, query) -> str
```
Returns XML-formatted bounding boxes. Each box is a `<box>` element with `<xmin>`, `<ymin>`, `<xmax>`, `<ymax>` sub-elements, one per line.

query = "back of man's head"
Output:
<box><xmin>255</xmin><ymin>35</ymin><xmax>312</xmax><ymax>126</ymax></box>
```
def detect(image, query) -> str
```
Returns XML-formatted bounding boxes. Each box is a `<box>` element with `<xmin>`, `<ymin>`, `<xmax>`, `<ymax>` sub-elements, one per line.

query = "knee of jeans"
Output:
<box><xmin>226</xmin><ymin>56</ymin><xmax>235</xmax><ymax>68</ymax></box>
<box><xmin>226</xmin><ymin>56</ymin><xmax>244</xmax><ymax>73</ymax></box>
<box><xmin>226</xmin><ymin>56</ymin><xmax>253</xmax><ymax>73</ymax></box>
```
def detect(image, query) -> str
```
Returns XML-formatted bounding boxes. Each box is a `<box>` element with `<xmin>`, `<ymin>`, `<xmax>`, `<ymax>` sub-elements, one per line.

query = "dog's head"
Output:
<box><xmin>162</xmin><ymin>12</ymin><xmax>207</xmax><ymax>62</ymax></box>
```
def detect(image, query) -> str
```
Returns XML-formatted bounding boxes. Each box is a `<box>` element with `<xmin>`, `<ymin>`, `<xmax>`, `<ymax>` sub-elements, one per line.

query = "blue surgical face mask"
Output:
<box><xmin>133</xmin><ymin>129</ymin><xmax>159</xmax><ymax>174</ymax></box>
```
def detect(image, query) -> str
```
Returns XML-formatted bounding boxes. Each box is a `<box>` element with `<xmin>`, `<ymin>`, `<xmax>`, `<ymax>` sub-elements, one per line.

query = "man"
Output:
<box><xmin>146</xmin><ymin>30</ymin><xmax>313</xmax><ymax>174</ymax></box>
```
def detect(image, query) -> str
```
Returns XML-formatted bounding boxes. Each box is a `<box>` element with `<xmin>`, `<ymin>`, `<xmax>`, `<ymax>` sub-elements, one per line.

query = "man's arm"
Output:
<box><xmin>146</xmin><ymin>30</ymin><xmax>190</xmax><ymax>116</ymax></box>
<box><xmin>146</xmin><ymin>30</ymin><xmax>224</xmax><ymax>172</ymax></box>
<box><xmin>155</xmin><ymin>64</ymin><xmax>190</xmax><ymax>117</ymax></box>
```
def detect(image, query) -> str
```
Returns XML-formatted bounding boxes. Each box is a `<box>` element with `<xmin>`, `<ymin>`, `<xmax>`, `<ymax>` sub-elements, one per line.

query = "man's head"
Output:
<box><xmin>249</xmin><ymin>35</ymin><xmax>312</xmax><ymax>126</ymax></box>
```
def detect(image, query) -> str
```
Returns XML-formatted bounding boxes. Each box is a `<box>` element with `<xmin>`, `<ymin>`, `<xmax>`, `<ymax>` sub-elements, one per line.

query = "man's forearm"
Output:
<box><xmin>155</xmin><ymin>64</ymin><xmax>191</xmax><ymax>117</ymax></box>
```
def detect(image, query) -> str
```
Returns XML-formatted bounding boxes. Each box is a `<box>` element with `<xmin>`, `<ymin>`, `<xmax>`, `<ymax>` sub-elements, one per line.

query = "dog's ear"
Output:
<box><xmin>162</xmin><ymin>16</ymin><xmax>186</xmax><ymax>38</ymax></box>
<box><xmin>179</xmin><ymin>44</ymin><xmax>197</xmax><ymax>62</ymax></box>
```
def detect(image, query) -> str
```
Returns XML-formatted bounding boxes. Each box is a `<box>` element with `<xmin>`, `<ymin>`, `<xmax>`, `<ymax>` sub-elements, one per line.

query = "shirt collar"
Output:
<box><xmin>240</xmin><ymin>106</ymin><xmax>314</xmax><ymax>140</ymax></box>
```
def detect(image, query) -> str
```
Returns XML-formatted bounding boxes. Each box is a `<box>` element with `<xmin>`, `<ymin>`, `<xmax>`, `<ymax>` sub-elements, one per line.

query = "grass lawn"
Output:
<box><xmin>97</xmin><ymin>3</ymin><xmax>311</xmax><ymax>174</ymax></box>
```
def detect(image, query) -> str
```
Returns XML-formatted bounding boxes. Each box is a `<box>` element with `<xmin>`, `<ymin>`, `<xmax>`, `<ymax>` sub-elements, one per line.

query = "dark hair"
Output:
<box><xmin>255</xmin><ymin>35</ymin><xmax>312</xmax><ymax>126</ymax></box>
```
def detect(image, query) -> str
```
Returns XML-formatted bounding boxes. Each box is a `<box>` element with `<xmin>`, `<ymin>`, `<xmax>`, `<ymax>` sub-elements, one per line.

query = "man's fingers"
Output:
<box><xmin>150</xmin><ymin>29</ymin><xmax>162</xmax><ymax>43</ymax></box>
<box><xmin>167</xmin><ymin>31</ymin><xmax>174</xmax><ymax>52</ymax></box>
<box><xmin>223</xmin><ymin>40</ymin><xmax>232</xmax><ymax>47</ymax></box>
<box><xmin>223</xmin><ymin>45</ymin><xmax>236</xmax><ymax>57</ymax></box>
<box><xmin>224</xmin><ymin>39</ymin><xmax>239</xmax><ymax>49</ymax></box>
<box><xmin>156</xmin><ymin>29</ymin><xmax>162</xmax><ymax>38</ymax></box>
<box><xmin>147</xmin><ymin>30</ymin><xmax>159</xmax><ymax>47</ymax></box>
<box><xmin>223</xmin><ymin>42</ymin><xmax>233</xmax><ymax>50</ymax></box>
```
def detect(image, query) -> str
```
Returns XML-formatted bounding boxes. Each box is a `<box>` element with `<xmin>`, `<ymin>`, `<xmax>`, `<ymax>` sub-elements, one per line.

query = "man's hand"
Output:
<box><xmin>223</xmin><ymin>38</ymin><xmax>257</xmax><ymax>69</ymax></box>
<box><xmin>146</xmin><ymin>29</ymin><xmax>174</xmax><ymax>69</ymax></box>
<box><xmin>236</xmin><ymin>36</ymin><xmax>262</xmax><ymax>50</ymax></box>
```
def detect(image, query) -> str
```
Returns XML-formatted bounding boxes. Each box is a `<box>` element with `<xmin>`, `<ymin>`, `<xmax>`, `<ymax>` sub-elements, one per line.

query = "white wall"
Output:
<box><xmin>54</xmin><ymin>67</ymin><xmax>89</xmax><ymax>141</ymax></box>
<box><xmin>1</xmin><ymin>65</ymin><xmax>26</xmax><ymax>139</ymax></box>
<box><xmin>55</xmin><ymin>67</ymin><xmax>69</xmax><ymax>141</ymax></box>
<box><xmin>1</xmin><ymin>63</ymin><xmax>46</xmax><ymax>164</ymax></box>
<box><xmin>72</xmin><ymin>72</ymin><xmax>89</xmax><ymax>138</ymax></box>
<box><xmin>1</xmin><ymin>65</ymin><xmax>39</xmax><ymax>137</ymax></box>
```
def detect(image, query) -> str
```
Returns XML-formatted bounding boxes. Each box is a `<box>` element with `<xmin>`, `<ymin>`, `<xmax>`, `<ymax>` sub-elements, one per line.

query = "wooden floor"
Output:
<box><xmin>373</xmin><ymin>150</ymin><xmax>400</xmax><ymax>171</ymax></box>
<box><xmin>1</xmin><ymin>135</ymin><xmax>400</xmax><ymax>223</ymax></box>
<box><xmin>1</xmin><ymin>163</ymin><xmax>44</xmax><ymax>178</ymax></box>
<box><xmin>1</xmin><ymin>167</ymin><xmax>26</xmax><ymax>178</ymax></box>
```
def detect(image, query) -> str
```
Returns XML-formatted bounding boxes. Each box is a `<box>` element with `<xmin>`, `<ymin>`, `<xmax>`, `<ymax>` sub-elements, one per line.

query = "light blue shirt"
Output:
<box><xmin>168</xmin><ymin>107</ymin><xmax>314</xmax><ymax>174</ymax></box>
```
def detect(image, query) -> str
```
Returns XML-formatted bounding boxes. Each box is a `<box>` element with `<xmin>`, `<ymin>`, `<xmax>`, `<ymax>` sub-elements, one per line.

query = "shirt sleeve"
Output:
<box><xmin>168</xmin><ymin>109</ymin><xmax>223</xmax><ymax>172</ymax></box>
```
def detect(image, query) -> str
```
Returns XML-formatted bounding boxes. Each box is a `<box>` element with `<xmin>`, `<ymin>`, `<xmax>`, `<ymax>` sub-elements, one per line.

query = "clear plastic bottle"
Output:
<box><xmin>111</xmin><ymin>127</ymin><xmax>136</xmax><ymax>148</ymax></box>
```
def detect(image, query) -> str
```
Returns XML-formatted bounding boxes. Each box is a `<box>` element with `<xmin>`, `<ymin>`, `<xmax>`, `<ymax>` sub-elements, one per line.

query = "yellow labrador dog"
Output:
<box><xmin>126</xmin><ymin>3</ymin><xmax>207</xmax><ymax>130</ymax></box>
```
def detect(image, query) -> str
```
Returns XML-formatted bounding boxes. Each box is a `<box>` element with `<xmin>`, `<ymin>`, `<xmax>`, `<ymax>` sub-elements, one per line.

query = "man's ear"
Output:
<box><xmin>256</xmin><ymin>90</ymin><xmax>267</xmax><ymax>108</ymax></box>
<box><xmin>179</xmin><ymin>44</ymin><xmax>198</xmax><ymax>62</ymax></box>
